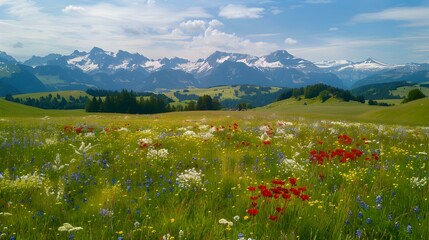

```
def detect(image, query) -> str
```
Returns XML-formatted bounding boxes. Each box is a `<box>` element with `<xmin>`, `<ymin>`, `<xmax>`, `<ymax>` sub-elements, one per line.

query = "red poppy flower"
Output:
<box><xmin>247</xmin><ymin>208</ymin><xmax>258</xmax><ymax>216</ymax></box>
<box><xmin>300</xmin><ymin>194</ymin><xmax>310</xmax><ymax>201</ymax></box>
<box><xmin>289</xmin><ymin>177</ymin><xmax>297</xmax><ymax>186</ymax></box>
<box><xmin>276</xmin><ymin>207</ymin><xmax>283</xmax><ymax>213</ymax></box>
<box><xmin>252</xmin><ymin>202</ymin><xmax>258</xmax><ymax>207</ymax></box>
<box><xmin>262</xmin><ymin>189</ymin><xmax>273</xmax><ymax>198</ymax></box>
<box><xmin>248</xmin><ymin>186</ymin><xmax>256</xmax><ymax>191</ymax></box>
<box><xmin>250</xmin><ymin>196</ymin><xmax>259</xmax><ymax>201</ymax></box>
<box><xmin>269</xmin><ymin>215</ymin><xmax>278</xmax><ymax>221</ymax></box>
<box><xmin>282</xmin><ymin>193</ymin><xmax>291</xmax><ymax>200</ymax></box>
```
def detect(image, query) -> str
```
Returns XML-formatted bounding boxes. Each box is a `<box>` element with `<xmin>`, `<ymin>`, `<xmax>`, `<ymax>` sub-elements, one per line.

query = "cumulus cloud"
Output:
<box><xmin>179</xmin><ymin>20</ymin><xmax>206</xmax><ymax>32</ymax></box>
<box><xmin>184</xmin><ymin>24</ymin><xmax>277</xmax><ymax>58</ymax></box>
<box><xmin>62</xmin><ymin>5</ymin><xmax>85</xmax><ymax>14</ymax></box>
<box><xmin>285</xmin><ymin>38</ymin><xmax>298</xmax><ymax>45</ymax></box>
<box><xmin>329</xmin><ymin>27</ymin><xmax>339</xmax><ymax>31</ymax></box>
<box><xmin>353</xmin><ymin>7</ymin><xmax>429</xmax><ymax>27</ymax></box>
<box><xmin>209</xmin><ymin>19</ymin><xmax>223</xmax><ymax>28</ymax></box>
<box><xmin>219</xmin><ymin>4</ymin><xmax>264</xmax><ymax>19</ymax></box>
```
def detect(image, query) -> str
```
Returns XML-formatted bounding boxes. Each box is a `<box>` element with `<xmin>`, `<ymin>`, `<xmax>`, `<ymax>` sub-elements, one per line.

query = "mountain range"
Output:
<box><xmin>1</xmin><ymin>48</ymin><xmax>428</xmax><ymax>96</ymax></box>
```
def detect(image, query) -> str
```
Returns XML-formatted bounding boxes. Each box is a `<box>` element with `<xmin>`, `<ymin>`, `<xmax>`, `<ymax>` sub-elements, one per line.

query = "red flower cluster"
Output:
<box><xmin>338</xmin><ymin>134</ymin><xmax>353</xmax><ymax>145</ymax></box>
<box><xmin>246</xmin><ymin>178</ymin><xmax>310</xmax><ymax>222</ymax></box>
<box><xmin>310</xmin><ymin>134</ymin><xmax>379</xmax><ymax>165</ymax></box>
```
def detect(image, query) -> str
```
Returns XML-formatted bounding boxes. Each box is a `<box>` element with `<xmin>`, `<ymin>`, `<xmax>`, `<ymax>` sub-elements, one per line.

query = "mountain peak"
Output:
<box><xmin>0</xmin><ymin>51</ymin><xmax>17</xmax><ymax>63</ymax></box>
<box><xmin>90</xmin><ymin>47</ymin><xmax>106</xmax><ymax>54</ymax></box>
<box><xmin>362</xmin><ymin>58</ymin><xmax>386</xmax><ymax>65</ymax></box>
<box><xmin>268</xmin><ymin>50</ymin><xmax>293</xmax><ymax>59</ymax></box>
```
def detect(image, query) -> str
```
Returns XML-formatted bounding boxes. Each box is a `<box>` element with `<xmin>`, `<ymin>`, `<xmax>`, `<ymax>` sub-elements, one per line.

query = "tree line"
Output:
<box><xmin>277</xmin><ymin>83</ymin><xmax>365</xmax><ymax>103</ymax></box>
<box><xmin>5</xmin><ymin>94</ymin><xmax>88</xmax><ymax>109</ymax></box>
<box><xmin>85</xmin><ymin>90</ymin><xmax>222</xmax><ymax>113</ymax></box>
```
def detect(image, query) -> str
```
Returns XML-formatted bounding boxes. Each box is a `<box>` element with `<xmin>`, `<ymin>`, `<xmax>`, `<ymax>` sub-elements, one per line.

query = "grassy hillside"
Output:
<box><xmin>260</xmin><ymin>97</ymin><xmax>429</xmax><ymax>126</ymax></box>
<box><xmin>361</xmin><ymin>97</ymin><xmax>429</xmax><ymax>125</ymax></box>
<box><xmin>0</xmin><ymin>98</ymin><xmax>86</xmax><ymax>118</ymax></box>
<box><xmin>1</xmin><ymin>95</ymin><xmax>427</xmax><ymax>126</ymax></box>
<box><xmin>164</xmin><ymin>85</ymin><xmax>284</xmax><ymax>108</ymax></box>
<box><xmin>391</xmin><ymin>85</ymin><xmax>429</xmax><ymax>98</ymax></box>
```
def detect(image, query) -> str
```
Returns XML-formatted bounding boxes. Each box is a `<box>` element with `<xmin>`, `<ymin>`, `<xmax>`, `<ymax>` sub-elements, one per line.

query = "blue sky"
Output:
<box><xmin>1</xmin><ymin>0</ymin><xmax>429</xmax><ymax>63</ymax></box>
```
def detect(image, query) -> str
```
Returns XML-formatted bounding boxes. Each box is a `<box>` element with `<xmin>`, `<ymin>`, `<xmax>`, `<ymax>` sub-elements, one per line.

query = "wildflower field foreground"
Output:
<box><xmin>0</xmin><ymin>112</ymin><xmax>428</xmax><ymax>240</ymax></box>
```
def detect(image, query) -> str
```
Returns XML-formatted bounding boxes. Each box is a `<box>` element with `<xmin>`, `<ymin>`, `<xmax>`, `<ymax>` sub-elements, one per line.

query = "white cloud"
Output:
<box><xmin>219</xmin><ymin>4</ymin><xmax>264</xmax><ymax>19</ymax></box>
<box><xmin>209</xmin><ymin>19</ymin><xmax>224</xmax><ymax>28</ymax></box>
<box><xmin>329</xmin><ymin>27</ymin><xmax>339</xmax><ymax>31</ymax></box>
<box><xmin>62</xmin><ymin>5</ymin><xmax>85</xmax><ymax>14</ymax></box>
<box><xmin>184</xmin><ymin>25</ymin><xmax>277</xmax><ymax>58</ymax></box>
<box><xmin>285</xmin><ymin>38</ymin><xmax>297</xmax><ymax>45</ymax></box>
<box><xmin>353</xmin><ymin>7</ymin><xmax>429</xmax><ymax>27</ymax></box>
<box><xmin>179</xmin><ymin>20</ymin><xmax>206</xmax><ymax>32</ymax></box>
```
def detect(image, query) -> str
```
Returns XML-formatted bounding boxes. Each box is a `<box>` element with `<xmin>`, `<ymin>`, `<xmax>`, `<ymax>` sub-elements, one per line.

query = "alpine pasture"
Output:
<box><xmin>0</xmin><ymin>99</ymin><xmax>428</xmax><ymax>239</ymax></box>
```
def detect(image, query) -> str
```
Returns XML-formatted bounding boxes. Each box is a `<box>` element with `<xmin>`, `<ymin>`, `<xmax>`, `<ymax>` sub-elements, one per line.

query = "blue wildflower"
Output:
<box><xmin>356</xmin><ymin>228</ymin><xmax>362</xmax><ymax>238</ymax></box>
<box><xmin>366</xmin><ymin>218</ymin><xmax>372</xmax><ymax>224</ymax></box>
<box><xmin>375</xmin><ymin>195</ymin><xmax>382</xmax><ymax>204</ymax></box>
<box><xmin>406</xmin><ymin>224</ymin><xmax>412</xmax><ymax>234</ymax></box>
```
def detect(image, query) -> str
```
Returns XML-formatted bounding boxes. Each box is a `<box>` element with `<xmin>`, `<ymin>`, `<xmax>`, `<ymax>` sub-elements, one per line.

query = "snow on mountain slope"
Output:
<box><xmin>315</xmin><ymin>60</ymin><xmax>352</xmax><ymax>69</ymax></box>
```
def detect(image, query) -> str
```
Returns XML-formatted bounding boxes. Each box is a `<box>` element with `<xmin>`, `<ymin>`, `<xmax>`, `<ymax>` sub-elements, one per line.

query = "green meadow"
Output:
<box><xmin>0</xmin><ymin>98</ymin><xmax>428</xmax><ymax>239</ymax></box>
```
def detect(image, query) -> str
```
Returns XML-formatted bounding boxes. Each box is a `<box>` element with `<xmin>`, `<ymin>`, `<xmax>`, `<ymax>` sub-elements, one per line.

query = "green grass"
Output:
<box><xmin>164</xmin><ymin>85</ymin><xmax>283</xmax><ymax>102</ymax></box>
<box><xmin>0</xmin><ymin>107</ymin><xmax>428</xmax><ymax>239</ymax></box>
<box><xmin>391</xmin><ymin>85</ymin><xmax>429</xmax><ymax>98</ymax></box>
<box><xmin>0</xmin><ymin>98</ymin><xmax>87</xmax><ymax>118</ymax></box>
<box><xmin>260</xmin><ymin>97</ymin><xmax>429</xmax><ymax>126</ymax></box>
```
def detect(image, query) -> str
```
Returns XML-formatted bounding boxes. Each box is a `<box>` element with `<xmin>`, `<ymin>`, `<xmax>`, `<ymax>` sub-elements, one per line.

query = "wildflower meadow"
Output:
<box><xmin>0</xmin><ymin>113</ymin><xmax>428</xmax><ymax>239</ymax></box>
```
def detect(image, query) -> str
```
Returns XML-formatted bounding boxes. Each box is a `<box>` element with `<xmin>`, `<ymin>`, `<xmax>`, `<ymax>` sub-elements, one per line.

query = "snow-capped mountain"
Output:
<box><xmin>2</xmin><ymin>47</ymin><xmax>425</xmax><ymax>93</ymax></box>
<box><xmin>316</xmin><ymin>58</ymin><xmax>401</xmax><ymax>87</ymax></box>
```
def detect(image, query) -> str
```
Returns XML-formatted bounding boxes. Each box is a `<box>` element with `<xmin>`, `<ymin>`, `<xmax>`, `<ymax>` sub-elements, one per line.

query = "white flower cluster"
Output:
<box><xmin>183</xmin><ymin>130</ymin><xmax>197</xmax><ymax>137</ymax></box>
<box><xmin>147</xmin><ymin>148</ymin><xmax>169</xmax><ymax>160</ymax></box>
<box><xmin>218</xmin><ymin>218</ymin><xmax>234</xmax><ymax>227</ymax></box>
<box><xmin>410</xmin><ymin>176</ymin><xmax>427</xmax><ymax>189</ymax></box>
<box><xmin>199</xmin><ymin>132</ymin><xmax>214</xmax><ymax>140</ymax></box>
<box><xmin>58</xmin><ymin>223</ymin><xmax>83</xmax><ymax>232</ymax></box>
<box><xmin>138</xmin><ymin>138</ymin><xmax>152</xmax><ymax>147</ymax></box>
<box><xmin>279</xmin><ymin>156</ymin><xmax>305</xmax><ymax>174</ymax></box>
<box><xmin>176</xmin><ymin>168</ymin><xmax>204</xmax><ymax>190</ymax></box>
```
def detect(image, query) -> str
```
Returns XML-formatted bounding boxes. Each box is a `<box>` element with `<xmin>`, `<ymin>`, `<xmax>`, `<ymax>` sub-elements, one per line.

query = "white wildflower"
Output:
<box><xmin>280</xmin><ymin>157</ymin><xmax>305</xmax><ymax>174</ymax></box>
<box><xmin>176</xmin><ymin>168</ymin><xmax>204</xmax><ymax>190</ymax></box>
<box><xmin>410</xmin><ymin>176</ymin><xmax>427</xmax><ymax>189</ymax></box>
<box><xmin>52</xmin><ymin>153</ymin><xmax>65</xmax><ymax>172</ymax></box>
<box><xmin>138</xmin><ymin>138</ymin><xmax>152</xmax><ymax>148</ymax></box>
<box><xmin>147</xmin><ymin>148</ymin><xmax>169</xmax><ymax>161</ymax></box>
<box><xmin>58</xmin><ymin>223</ymin><xmax>82</xmax><ymax>232</ymax></box>
<box><xmin>199</xmin><ymin>125</ymin><xmax>209</xmax><ymax>131</ymax></box>
<box><xmin>199</xmin><ymin>132</ymin><xmax>214</xmax><ymax>140</ymax></box>
<box><xmin>70</xmin><ymin>142</ymin><xmax>95</xmax><ymax>155</ymax></box>
<box><xmin>218</xmin><ymin>218</ymin><xmax>228</xmax><ymax>224</ymax></box>
<box><xmin>0</xmin><ymin>212</ymin><xmax>12</xmax><ymax>216</ymax></box>
<box><xmin>183</xmin><ymin>130</ymin><xmax>197</xmax><ymax>137</ymax></box>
